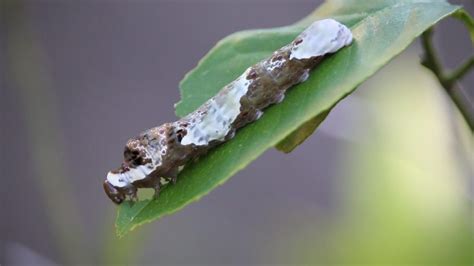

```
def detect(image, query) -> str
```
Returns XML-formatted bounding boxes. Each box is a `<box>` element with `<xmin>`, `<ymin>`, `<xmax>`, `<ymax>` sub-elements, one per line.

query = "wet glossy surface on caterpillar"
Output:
<box><xmin>104</xmin><ymin>19</ymin><xmax>353</xmax><ymax>204</ymax></box>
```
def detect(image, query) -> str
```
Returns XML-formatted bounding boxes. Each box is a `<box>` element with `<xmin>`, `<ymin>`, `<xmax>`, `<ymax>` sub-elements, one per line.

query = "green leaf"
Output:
<box><xmin>116</xmin><ymin>0</ymin><xmax>460</xmax><ymax>237</ymax></box>
<box><xmin>275</xmin><ymin>110</ymin><xmax>329</xmax><ymax>153</ymax></box>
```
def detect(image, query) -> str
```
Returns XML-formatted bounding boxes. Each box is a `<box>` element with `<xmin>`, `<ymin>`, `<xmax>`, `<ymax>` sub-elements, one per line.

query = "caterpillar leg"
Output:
<box><xmin>234</xmin><ymin>108</ymin><xmax>263</xmax><ymax>128</ymax></box>
<box><xmin>130</xmin><ymin>189</ymin><xmax>138</xmax><ymax>202</ymax></box>
<box><xmin>274</xmin><ymin>93</ymin><xmax>285</xmax><ymax>104</ymax></box>
<box><xmin>298</xmin><ymin>69</ymin><xmax>310</xmax><ymax>83</ymax></box>
<box><xmin>124</xmin><ymin>185</ymin><xmax>138</xmax><ymax>206</ymax></box>
<box><xmin>165</xmin><ymin>167</ymin><xmax>180</xmax><ymax>185</ymax></box>
<box><xmin>152</xmin><ymin>181</ymin><xmax>161</xmax><ymax>200</ymax></box>
<box><xmin>225</xmin><ymin>129</ymin><xmax>236</xmax><ymax>141</ymax></box>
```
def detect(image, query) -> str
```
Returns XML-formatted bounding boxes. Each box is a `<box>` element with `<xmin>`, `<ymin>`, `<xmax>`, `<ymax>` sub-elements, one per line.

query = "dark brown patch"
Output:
<box><xmin>176</xmin><ymin>129</ymin><xmax>187</xmax><ymax>143</ymax></box>
<box><xmin>247</xmin><ymin>69</ymin><xmax>258</xmax><ymax>80</ymax></box>
<box><xmin>272</xmin><ymin>55</ymin><xmax>283</xmax><ymax>62</ymax></box>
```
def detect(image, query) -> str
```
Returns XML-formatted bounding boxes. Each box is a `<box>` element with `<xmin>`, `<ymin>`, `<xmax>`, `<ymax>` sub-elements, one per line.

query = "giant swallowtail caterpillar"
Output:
<box><xmin>104</xmin><ymin>19</ymin><xmax>353</xmax><ymax>204</ymax></box>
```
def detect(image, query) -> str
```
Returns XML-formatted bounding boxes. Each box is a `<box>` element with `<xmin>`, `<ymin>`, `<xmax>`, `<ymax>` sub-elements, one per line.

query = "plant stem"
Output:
<box><xmin>421</xmin><ymin>27</ymin><xmax>474</xmax><ymax>131</ymax></box>
<box><xmin>445</xmin><ymin>56</ymin><xmax>474</xmax><ymax>86</ymax></box>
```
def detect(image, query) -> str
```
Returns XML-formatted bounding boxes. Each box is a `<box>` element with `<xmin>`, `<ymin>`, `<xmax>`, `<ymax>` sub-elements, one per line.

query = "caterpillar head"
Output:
<box><xmin>103</xmin><ymin>136</ymin><xmax>161</xmax><ymax>204</ymax></box>
<box><xmin>103</xmin><ymin>179</ymin><xmax>126</xmax><ymax>204</ymax></box>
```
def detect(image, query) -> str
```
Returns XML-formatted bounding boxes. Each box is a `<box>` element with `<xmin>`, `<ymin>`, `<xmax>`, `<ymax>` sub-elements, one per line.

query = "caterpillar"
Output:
<box><xmin>104</xmin><ymin>19</ymin><xmax>353</xmax><ymax>204</ymax></box>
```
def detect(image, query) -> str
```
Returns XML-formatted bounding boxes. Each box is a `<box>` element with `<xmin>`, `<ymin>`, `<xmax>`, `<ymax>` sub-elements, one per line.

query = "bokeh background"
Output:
<box><xmin>1</xmin><ymin>0</ymin><xmax>473</xmax><ymax>265</ymax></box>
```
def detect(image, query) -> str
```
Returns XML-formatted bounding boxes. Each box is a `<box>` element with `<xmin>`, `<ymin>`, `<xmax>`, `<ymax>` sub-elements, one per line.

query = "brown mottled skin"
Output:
<box><xmin>104</xmin><ymin>38</ymin><xmax>323</xmax><ymax>204</ymax></box>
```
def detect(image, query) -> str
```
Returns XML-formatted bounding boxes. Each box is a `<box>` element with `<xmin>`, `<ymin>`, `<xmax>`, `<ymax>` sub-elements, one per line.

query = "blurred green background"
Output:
<box><xmin>1</xmin><ymin>0</ymin><xmax>472</xmax><ymax>265</ymax></box>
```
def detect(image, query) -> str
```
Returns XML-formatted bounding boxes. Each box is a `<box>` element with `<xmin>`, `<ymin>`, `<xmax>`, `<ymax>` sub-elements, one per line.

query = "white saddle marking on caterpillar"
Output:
<box><xmin>290</xmin><ymin>19</ymin><xmax>353</xmax><ymax>60</ymax></box>
<box><xmin>181</xmin><ymin>70</ymin><xmax>251</xmax><ymax>146</ymax></box>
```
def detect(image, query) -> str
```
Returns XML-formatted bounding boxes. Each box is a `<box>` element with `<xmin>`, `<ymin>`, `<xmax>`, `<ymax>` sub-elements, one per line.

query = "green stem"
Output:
<box><xmin>421</xmin><ymin>28</ymin><xmax>445</xmax><ymax>81</ymax></box>
<box><xmin>452</xmin><ymin>9</ymin><xmax>474</xmax><ymax>43</ymax></box>
<box><xmin>420</xmin><ymin>25</ymin><xmax>474</xmax><ymax>131</ymax></box>
<box><xmin>445</xmin><ymin>56</ymin><xmax>474</xmax><ymax>86</ymax></box>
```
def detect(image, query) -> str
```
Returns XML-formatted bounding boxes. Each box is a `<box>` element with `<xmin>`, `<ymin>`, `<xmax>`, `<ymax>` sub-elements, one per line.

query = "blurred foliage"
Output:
<box><xmin>268</xmin><ymin>51</ymin><xmax>473</xmax><ymax>265</ymax></box>
<box><xmin>4</xmin><ymin>1</ymin><xmax>87</xmax><ymax>263</ymax></box>
<box><xmin>117</xmin><ymin>0</ymin><xmax>464</xmax><ymax>236</ymax></box>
